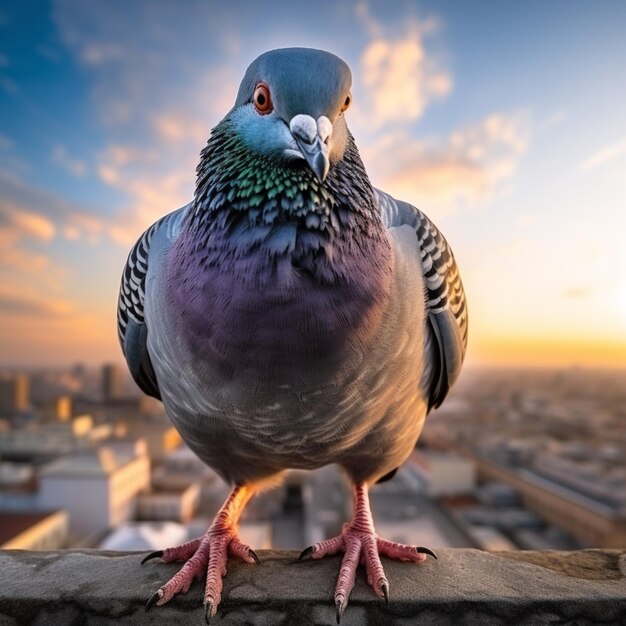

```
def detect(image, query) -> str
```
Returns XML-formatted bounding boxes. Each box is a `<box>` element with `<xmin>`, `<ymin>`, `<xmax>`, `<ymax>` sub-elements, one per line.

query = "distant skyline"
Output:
<box><xmin>1</xmin><ymin>0</ymin><xmax>625</xmax><ymax>368</ymax></box>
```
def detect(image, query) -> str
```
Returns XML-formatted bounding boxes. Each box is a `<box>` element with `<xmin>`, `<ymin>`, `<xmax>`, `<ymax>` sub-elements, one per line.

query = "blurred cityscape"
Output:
<box><xmin>1</xmin><ymin>365</ymin><xmax>625</xmax><ymax>553</ymax></box>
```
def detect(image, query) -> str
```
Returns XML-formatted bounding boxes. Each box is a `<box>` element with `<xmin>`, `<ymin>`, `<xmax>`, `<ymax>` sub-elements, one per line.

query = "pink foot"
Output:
<box><xmin>299</xmin><ymin>482</ymin><xmax>436</xmax><ymax>622</ymax></box>
<box><xmin>143</xmin><ymin>485</ymin><xmax>256</xmax><ymax>621</ymax></box>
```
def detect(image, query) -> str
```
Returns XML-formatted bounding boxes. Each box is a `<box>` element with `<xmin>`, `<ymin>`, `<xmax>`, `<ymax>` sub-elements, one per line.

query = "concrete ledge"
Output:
<box><xmin>0</xmin><ymin>549</ymin><xmax>625</xmax><ymax>625</ymax></box>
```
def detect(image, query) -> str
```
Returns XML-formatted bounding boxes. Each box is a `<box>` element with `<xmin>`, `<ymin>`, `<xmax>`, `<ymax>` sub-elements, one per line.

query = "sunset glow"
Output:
<box><xmin>1</xmin><ymin>1</ymin><xmax>625</xmax><ymax>368</ymax></box>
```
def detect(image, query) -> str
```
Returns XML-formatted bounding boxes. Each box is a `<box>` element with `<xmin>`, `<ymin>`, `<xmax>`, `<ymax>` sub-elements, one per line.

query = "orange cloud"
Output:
<box><xmin>0</xmin><ymin>198</ymin><xmax>57</xmax><ymax>282</ymax></box>
<box><xmin>0</xmin><ymin>170</ymin><xmax>117</xmax><ymax>246</ymax></box>
<box><xmin>152</xmin><ymin>113</ymin><xmax>207</xmax><ymax>145</ymax></box>
<box><xmin>363</xmin><ymin>113</ymin><xmax>528</xmax><ymax>214</ymax></box>
<box><xmin>356</xmin><ymin>6</ymin><xmax>451</xmax><ymax>128</ymax></box>
<box><xmin>0</xmin><ymin>201</ymin><xmax>56</xmax><ymax>240</ymax></box>
<box><xmin>387</xmin><ymin>157</ymin><xmax>489</xmax><ymax>206</ymax></box>
<box><xmin>0</xmin><ymin>246</ymin><xmax>50</xmax><ymax>273</ymax></box>
<box><xmin>97</xmin><ymin>153</ymin><xmax>193</xmax><ymax>245</ymax></box>
<box><xmin>0</xmin><ymin>284</ymin><xmax>73</xmax><ymax>317</ymax></box>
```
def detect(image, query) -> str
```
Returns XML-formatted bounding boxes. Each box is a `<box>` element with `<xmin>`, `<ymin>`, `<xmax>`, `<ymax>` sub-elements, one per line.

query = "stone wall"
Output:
<box><xmin>1</xmin><ymin>549</ymin><xmax>624</xmax><ymax>624</ymax></box>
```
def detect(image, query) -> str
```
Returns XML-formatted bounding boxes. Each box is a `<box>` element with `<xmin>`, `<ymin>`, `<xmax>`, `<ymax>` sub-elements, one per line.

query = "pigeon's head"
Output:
<box><xmin>228</xmin><ymin>47</ymin><xmax>353</xmax><ymax>183</ymax></box>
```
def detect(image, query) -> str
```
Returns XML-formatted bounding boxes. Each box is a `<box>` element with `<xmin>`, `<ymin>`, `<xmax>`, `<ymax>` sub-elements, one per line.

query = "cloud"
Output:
<box><xmin>0</xmin><ymin>187</ymin><xmax>57</xmax><ymax>277</ymax></box>
<box><xmin>95</xmin><ymin>143</ymin><xmax>195</xmax><ymax>245</ymax></box>
<box><xmin>0</xmin><ymin>287</ymin><xmax>73</xmax><ymax>318</ymax></box>
<box><xmin>51</xmin><ymin>144</ymin><xmax>87</xmax><ymax>176</ymax></box>
<box><xmin>355</xmin><ymin>1</ymin><xmax>384</xmax><ymax>38</ymax></box>
<box><xmin>0</xmin><ymin>161</ymin><xmax>127</xmax><ymax>366</ymax></box>
<box><xmin>52</xmin><ymin>0</ymin><xmax>239</xmax><ymax>128</ymax></box>
<box><xmin>152</xmin><ymin>112</ymin><xmax>207</xmax><ymax>145</ymax></box>
<box><xmin>0</xmin><ymin>203</ymin><xmax>56</xmax><ymax>241</ymax></box>
<box><xmin>580</xmin><ymin>136</ymin><xmax>626</xmax><ymax>171</ymax></box>
<box><xmin>64</xmin><ymin>211</ymin><xmax>108</xmax><ymax>244</ymax></box>
<box><xmin>0</xmin><ymin>210</ymin><xmax>75</xmax><ymax>362</ymax></box>
<box><xmin>50</xmin><ymin>0</ymin><xmax>528</xmax><ymax>249</ymax></box>
<box><xmin>363</xmin><ymin>113</ymin><xmax>529</xmax><ymax>214</ymax></box>
<box><xmin>96</xmin><ymin>144</ymin><xmax>159</xmax><ymax>186</ymax></box>
<box><xmin>80</xmin><ymin>42</ymin><xmax>124</xmax><ymax>66</ymax></box>
<box><xmin>0</xmin><ymin>169</ymin><xmax>114</xmax><ymax>246</ymax></box>
<box><xmin>0</xmin><ymin>172</ymin><xmax>112</xmax><ymax>365</ymax></box>
<box><xmin>356</xmin><ymin>4</ymin><xmax>451</xmax><ymax>128</ymax></box>
<box><xmin>52</xmin><ymin>0</ymin><xmax>242</xmax><ymax>245</ymax></box>
<box><xmin>0</xmin><ymin>246</ymin><xmax>50</xmax><ymax>273</ymax></box>
<box><xmin>348</xmin><ymin>4</ymin><xmax>529</xmax><ymax>217</ymax></box>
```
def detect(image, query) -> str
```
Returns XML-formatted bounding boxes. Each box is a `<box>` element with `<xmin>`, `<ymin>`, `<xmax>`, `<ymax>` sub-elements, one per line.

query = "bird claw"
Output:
<box><xmin>416</xmin><ymin>546</ymin><xmax>438</xmax><ymax>559</ymax></box>
<box><xmin>335</xmin><ymin>596</ymin><xmax>346</xmax><ymax>624</ymax></box>
<box><xmin>141</xmin><ymin>550</ymin><xmax>163</xmax><ymax>565</ymax></box>
<box><xmin>204</xmin><ymin>601</ymin><xmax>216</xmax><ymax>624</ymax></box>
<box><xmin>145</xmin><ymin>591</ymin><xmax>161</xmax><ymax>612</ymax></box>
<box><xmin>380</xmin><ymin>581</ymin><xmax>390</xmax><ymax>604</ymax></box>
<box><xmin>248</xmin><ymin>548</ymin><xmax>260</xmax><ymax>564</ymax></box>
<box><xmin>299</xmin><ymin>545</ymin><xmax>314</xmax><ymax>560</ymax></box>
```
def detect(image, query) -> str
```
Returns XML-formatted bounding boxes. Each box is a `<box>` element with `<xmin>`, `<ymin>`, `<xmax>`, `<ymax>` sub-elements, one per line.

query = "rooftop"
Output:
<box><xmin>0</xmin><ymin>511</ymin><xmax>60</xmax><ymax>546</ymax></box>
<box><xmin>477</xmin><ymin>451</ymin><xmax>625</xmax><ymax>519</ymax></box>
<box><xmin>1</xmin><ymin>548</ymin><xmax>624</xmax><ymax>624</ymax></box>
<box><xmin>40</xmin><ymin>448</ymin><xmax>142</xmax><ymax>478</ymax></box>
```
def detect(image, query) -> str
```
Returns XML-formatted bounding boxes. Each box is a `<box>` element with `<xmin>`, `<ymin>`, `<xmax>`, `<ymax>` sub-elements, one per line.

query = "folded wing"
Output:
<box><xmin>117</xmin><ymin>208</ymin><xmax>186</xmax><ymax>400</ymax></box>
<box><xmin>377</xmin><ymin>189</ymin><xmax>468</xmax><ymax>412</ymax></box>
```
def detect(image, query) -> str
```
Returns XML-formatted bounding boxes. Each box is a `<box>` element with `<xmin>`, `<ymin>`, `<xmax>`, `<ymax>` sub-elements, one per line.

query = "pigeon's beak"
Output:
<box><xmin>289</xmin><ymin>115</ymin><xmax>331</xmax><ymax>183</ymax></box>
<box><xmin>296</xmin><ymin>137</ymin><xmax>329</xmax><ymax>183</ymax></box>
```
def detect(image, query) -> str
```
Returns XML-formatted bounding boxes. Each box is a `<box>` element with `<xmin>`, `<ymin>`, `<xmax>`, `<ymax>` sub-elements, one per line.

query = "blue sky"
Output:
<box><xmin>1</xmin><ymin>0</ymin><xmax>625</xmax><ymax>367</ymax></box>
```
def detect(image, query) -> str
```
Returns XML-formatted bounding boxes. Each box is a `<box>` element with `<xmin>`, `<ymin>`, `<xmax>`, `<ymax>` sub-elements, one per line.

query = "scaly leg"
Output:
<box><xmin>300</xmin><ymin>481</ymin><xmax>436</xmax><ymax>622</ymax></box>
<box><xmin>143</xmin><ymin>484</ymin><xmax>257</xmax><ymax>622</ymax></box>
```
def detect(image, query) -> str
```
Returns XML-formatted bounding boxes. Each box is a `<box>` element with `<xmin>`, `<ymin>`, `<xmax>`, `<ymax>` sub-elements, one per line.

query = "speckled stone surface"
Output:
<box><xmin>0</xmin><ymin>549</ymin><xmax>624</xmax><ymax>625</ymax></box>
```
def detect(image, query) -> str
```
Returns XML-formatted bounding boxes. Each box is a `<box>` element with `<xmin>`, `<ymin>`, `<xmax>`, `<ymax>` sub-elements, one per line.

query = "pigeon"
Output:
<box><xmin>117</xmin><ymin>47</ymin><xmax>467</xmax><ymax>622</ymax></box>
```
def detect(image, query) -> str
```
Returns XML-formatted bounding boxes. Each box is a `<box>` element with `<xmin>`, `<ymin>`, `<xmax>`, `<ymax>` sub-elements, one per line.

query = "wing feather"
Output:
<box><xmin>377</xmin><ymin>189</ymin><xmax>468</xmax><ymax>411</ymax></box>
<box><xmin>117</xmin><ymin>208</ymin><xmax>185</xmax><ymax>400</ymax></box>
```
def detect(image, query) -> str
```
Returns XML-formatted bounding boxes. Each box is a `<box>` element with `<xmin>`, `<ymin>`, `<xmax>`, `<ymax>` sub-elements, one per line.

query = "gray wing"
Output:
<box><xmin>376</xmin><ymin>189</ymin><xmax>468</xmax><ymax>412</ymax></box>
<box><xmin>117</xmin><ymin>206</ymin><xmax>187</xmax><ymax>400</ymax></box>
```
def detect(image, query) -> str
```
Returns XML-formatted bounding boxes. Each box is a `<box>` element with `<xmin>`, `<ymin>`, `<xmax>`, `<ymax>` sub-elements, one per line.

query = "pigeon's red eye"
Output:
<box><xmin>341</xmin><ymin>93</ymin><xmax>352</xmax><ymax>113</ymax></box>
<box><xmin>253</xmin><ymin>83</ymin><xmax>272</xmax><ymax>115</ymax></box>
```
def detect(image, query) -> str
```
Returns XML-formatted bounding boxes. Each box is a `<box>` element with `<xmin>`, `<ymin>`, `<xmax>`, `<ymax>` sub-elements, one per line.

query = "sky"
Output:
<box><xmin>0</xmin><ymin>0</ymin><xmax>625</xmax><ymax>369</ymax></box>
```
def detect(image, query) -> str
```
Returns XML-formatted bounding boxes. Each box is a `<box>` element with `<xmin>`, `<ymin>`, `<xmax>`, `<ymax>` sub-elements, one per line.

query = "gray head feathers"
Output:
<box><xmin>233</xmin><ymin>47</ymin><xmax>352</xmax><ymax>122</ymax></box>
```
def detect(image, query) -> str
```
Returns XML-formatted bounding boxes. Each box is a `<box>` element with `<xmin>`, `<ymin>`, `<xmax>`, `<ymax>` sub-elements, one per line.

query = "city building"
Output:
<box><xmin>470</xmin><ymin>452</ymin><xmax>626</xmax><ymax>548</ymax></box>
<box><xmin>411</xmin><ymin>450</ymin><xmax>476</xmax><ymax>496</ymax></box>
<box><xmin>122</xmin><ymin>420</ymin><xmax>182</xmax><ymax>461</ymax></box>
<box><xmin>0</xmin><ymin>511</ymin><xmax>68</xmax><ymax>550</ymax></box>
<box><xmin>136</xmin><ymin>482</ymin><xmax>202</xmax><ymax>522</ymax></box>
<box><xmin>41</xmin><ymin>395</ymin><xmax>73</xmax><ymax>422</ymax></box>
<box><xmin>467</xmin><ymin>525</ymin><xmax>517</xmax><ymax>551</ymax></box>
<box><xmin>422</xmin><ymin>367</ymin><xmax>626</xmax><ymax>550</ymax></box>
<box><xmin>101</xmin><ymin>364</ymin><xmax>124</xmax><ymax>403</ymax></box>
<box><xmin>0</xmin><ymin>418</ymin><xmax>94</xmax><ymax>461</ymax></box>
<box><xmin>0</xmin><ymin>374</ymin><xmax>29</xmax><ymax>417</ymax></box>
<box><xmin>38</xmin><ymin>441</ymin><xmax>150</xmax><ymax>540</ymax></box>
<box><xmin>0</xmin><ymin>462</ymin><xmax>39</xmax><ymax>511</ymax></box>
<box><xmin>1</xmin><ymin>365</ymin><xmax>624</xmax><ymax>554</ymax></box>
